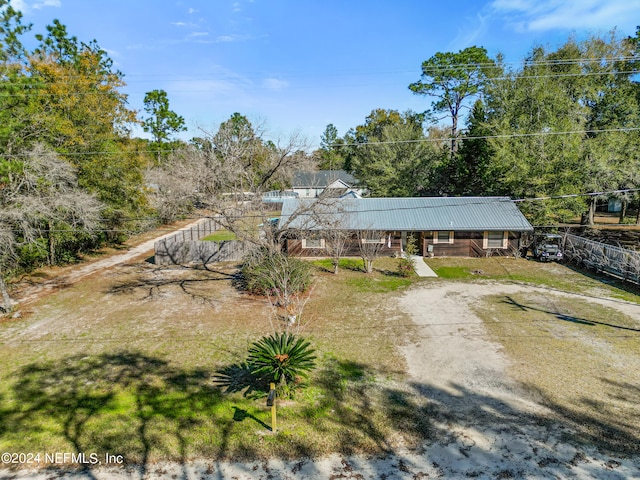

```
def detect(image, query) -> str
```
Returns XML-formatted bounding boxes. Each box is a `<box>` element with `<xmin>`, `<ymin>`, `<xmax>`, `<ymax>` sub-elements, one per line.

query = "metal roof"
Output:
<box><xmin>291</xmin><ymin>170</ymin><xmax>357</xmax><ymax>188</ymax></box>
<box><xmin>279</xmin><ymin>197</ymin><xmax>533</xmax><ymax>232</ymax></box>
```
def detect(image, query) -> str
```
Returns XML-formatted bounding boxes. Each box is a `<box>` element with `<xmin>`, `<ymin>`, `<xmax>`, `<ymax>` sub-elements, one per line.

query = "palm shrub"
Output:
<box><xmin>247</xmin><ymin>332</ymin><xmax>316</xmax><ymax>395</ymax></box>
<box><xmin>397</xmin><ymin>257</ymin><xmax>415</xmax><ymax>277</ymax></box>
<box><xmin>241</xmin><ymin>246</ymin><xmax>313</xmax><ymax>318</ymax></box>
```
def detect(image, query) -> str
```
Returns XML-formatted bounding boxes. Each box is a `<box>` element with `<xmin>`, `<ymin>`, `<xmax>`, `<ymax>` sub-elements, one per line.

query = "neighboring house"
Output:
<box><xmin>291</xmin><ymin>170</ymin><xmax>363</xmax><ymax>198</ymax></box>
<box><xmin>278</xmin><ymin>196</ymin><xmax>533</xmax><ymax>257</ymax></box>
<box><xmin>262</xmin><ymin>190</ymin><xmax>299</xmax><ymax>205</ymax></box>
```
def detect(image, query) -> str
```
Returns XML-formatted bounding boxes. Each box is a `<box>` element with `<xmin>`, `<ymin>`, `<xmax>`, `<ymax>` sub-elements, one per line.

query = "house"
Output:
<box><xmin>291</xmin><ymin>170</ymin><xmax>363</xmax><ymax>198</ymax></box>
<box><xmin>278</xmin><ymin>196</ymin><xmax>533</xmax><ymax>257</ymax></box>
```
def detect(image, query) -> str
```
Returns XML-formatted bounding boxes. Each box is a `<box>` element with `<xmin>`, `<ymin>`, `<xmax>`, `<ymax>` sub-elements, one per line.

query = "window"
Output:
<box><xmin>433</xmin><ymin>231</ymin><xmax>454</xmax><ymax>244</ymax></box>
<box><xmin>483</xmin><ymin>231</ymin><xmax>508</xmax><ymax>249</ymax></box>
<box><xmin>360</xmin><ymin>237</ymin><xmax>385</xmax><ymax>244</ymax></box>
<box><xmin>302</xmin><ymin>238</ymin><xmax>325</xmax><ymax>249</ymax></box>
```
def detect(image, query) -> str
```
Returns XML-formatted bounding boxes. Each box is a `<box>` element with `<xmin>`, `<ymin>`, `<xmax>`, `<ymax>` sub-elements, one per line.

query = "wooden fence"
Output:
<box><xmin>154</xmin><ymin>217</ymin><xmax>252</xmax><ymax>265</ymax></box>
<box><xmin>563</xmin><ymin>234</ymin><xmax>640</xmax><ymax>285</ymax></box>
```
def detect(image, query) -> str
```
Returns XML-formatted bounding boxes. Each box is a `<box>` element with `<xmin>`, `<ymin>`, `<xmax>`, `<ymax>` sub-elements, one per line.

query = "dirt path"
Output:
<box><xmin>395</xmin><ymin>281</ymin><xmax>640</xmax><ymax>478</ymax></box>
<box><xmin>399</xmin><ymin>282</ymin><xmax>640</xmax><ymax>402</ymax></box>
<box><xmin>9</xmin><ymin>219</ymin><xmax>203</xmax><ymax>308</ymax></box>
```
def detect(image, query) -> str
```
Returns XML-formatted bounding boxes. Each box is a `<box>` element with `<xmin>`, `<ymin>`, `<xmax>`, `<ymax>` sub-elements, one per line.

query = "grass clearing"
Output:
<box><xmin>425</xmin><ymin>257</ymin><xmax>640</xmax><ymax>303</ymax></box>
<box><xmin>474</xmin><ymin>291</ymin><xmax>640</xmax><ymax>454</ymax></box>
<box><xmin>0</xmin><ymin>256</ymin><xmax>423</xmax><ymax>465</ymax></box>
<box><xmin>201</xmin><ymin>229</ymin><xmax>237</xmax><ymax>242</ymax></box>
<box><xmin>2</xmin><ymin>251</ymin><xmax>640</xmax><ymax>466</ymax></box>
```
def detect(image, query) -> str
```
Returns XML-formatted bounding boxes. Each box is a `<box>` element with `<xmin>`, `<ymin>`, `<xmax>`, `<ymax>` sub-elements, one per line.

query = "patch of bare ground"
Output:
<box><xmin>6</xmin><ymin>217</ymin><xmax>203</xmax><ymax>308</ymax></box>
<box><xmin>396</xmin><ymin>281</ymin><xmax>640</xmax><ymax>475</ymax></box>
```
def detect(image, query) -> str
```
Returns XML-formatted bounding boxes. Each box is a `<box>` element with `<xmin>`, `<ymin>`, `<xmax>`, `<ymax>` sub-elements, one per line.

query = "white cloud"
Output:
<box><xmin>189</xmin><ymin>31</ymin><xmax>209</xmax><ymax>37</ymax></box>
<box><xmin>262</xmin><ymin>78</ymin><xmax>289</xmax><ymax>91</ymax></box>
<box><xmin>10</xmin><ymin>0</ymin><xmax>60</xmax><ymax>11</ymax></box>
<box><xmin>33</xmin><ymin>0</ymin><xmax>61</xmax><ymax>9</ymax></box>
<box><xmin>215</xmin><ymin>33</ymin><xmax>251</xmax><ymax>43</ymax></box>
<box><xmin>491</xmin><ymin>0</ymin><xmax>640</xmax><ymax>32</ymax></box>
<box><xmin>10</xmin><ymin>0</ymin><xmax>27</xmax><ymax>11</ymax></box>
<box><xmin>187</xmin><ymin>8</ymin><xmax>198</xmax><ymax>14</ymax></box>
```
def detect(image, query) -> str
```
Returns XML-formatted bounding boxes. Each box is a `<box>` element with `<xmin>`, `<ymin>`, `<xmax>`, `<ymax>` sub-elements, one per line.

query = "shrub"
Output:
<box><xmin>397</xmin><ymin>257</ymin><xmax>415</xmax><ymax>277</ymax></box>
<box><xmin>241</xmin><ymin>246</ymin><xmax>312</xmax><ymax>300</ymax></box>
<box><xmin>247</xmin><ymin>332</ymin><xmax>316</xmax><ymax>395</ymax></box>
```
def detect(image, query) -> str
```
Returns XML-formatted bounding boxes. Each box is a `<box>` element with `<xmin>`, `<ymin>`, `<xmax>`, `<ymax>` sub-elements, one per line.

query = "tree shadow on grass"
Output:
<box><xmin>2</xmin><ymin>353</ymin><xmax>638</xmax><ymax>477</ymax></box>
<box><xmin>107</xmin><ymin>264</ymin><xmax>241</xmax><ymax>303</ymax></box>
<box><xmin>564</xmin><ymin>263</ymin><xmax>640</xmax><ymax>298</ymax></box>
<box><xmin>309</xmin><ymin>358</ymin><xmax>640</xmax><ymax>465</ymax></box>
<box><xmin>502</xmin><ymin>295</ymin><xmax>640</xmax><ymax>332</ymax></box>
<box><xmin>0</xmin><ymin>351</ymin><xmax>258</xmax><ymax>478</ymax></box>
<box><xmin>213</xmin><ymin>361</ymin><xmax>268</xmax><ymax>399</ymax></box>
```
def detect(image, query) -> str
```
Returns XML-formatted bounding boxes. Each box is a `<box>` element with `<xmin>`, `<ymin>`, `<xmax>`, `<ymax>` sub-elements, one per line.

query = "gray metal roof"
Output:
<box><xmin>291</xmin><ymin>170</ymin><xmax>357</xmax><ymax>188</ymax></box>
<box><xmin>279</xmin><ymin>197</ymin><xmax>533</xmax><ymax>232</ymax></box>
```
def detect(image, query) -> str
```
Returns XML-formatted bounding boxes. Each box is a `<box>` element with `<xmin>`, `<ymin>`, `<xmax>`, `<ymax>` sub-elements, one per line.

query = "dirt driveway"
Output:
<box><xmin>396</xmin><ymin>281</ymin><xmax>640</xmax><ymax>479</ymax></box>
<box><xmin>9</xmin><ymin>219</ymin><xmax>203</xmax><ymax>308</ymax></box>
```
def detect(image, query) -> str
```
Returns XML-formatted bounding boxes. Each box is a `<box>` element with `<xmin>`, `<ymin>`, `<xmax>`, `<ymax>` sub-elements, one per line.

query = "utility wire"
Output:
<box><xmin>3</xmin><ymin>54</ymin><xmax>638</xmax><ymax>85</ymax></box>
<box><xmin>328</xmin><ymin>127</ymin><xmax>640</xmax><ymax>148</ymax></box>
<box><xmin>7</xmin><ymin>187</ymin><xmax>640</xmax><ymax>234</ymax></box>
<box><xmin>1</xmin><ymin>126</ymin><xmax>639</xmax><ymax>158</ymax></box>
<box><xmin>0</xmin><ymin>67</ymin><xmax>637</xmax><ymax>97</ymax></box>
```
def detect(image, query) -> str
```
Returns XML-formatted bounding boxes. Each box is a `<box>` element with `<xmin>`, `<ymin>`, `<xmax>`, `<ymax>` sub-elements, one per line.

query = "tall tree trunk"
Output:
<box><xmin>581</xmin><ymin>198</ymin><xmax>596</xmax><ymax>226</ymax></box>
<box><xmin>0</xmin><ymin>275</ymin><xmax>12</xmax><ymax>313</ymax></box>
<box><xmin>48</xmin><ymin>220</ymin><xmax>55</xmax><ymax>266</ymax></box>
<box><xmin>636</xmin><ymin>199</ymin><xmax>640</xmax><ymax>225</ymax></box>
<box><xmin>587</xmin><ymin>198</ymin><xmax>596</xmax><ymax>226</ymax></box>
<box><xmin>450</xmin><ymin>115</ymin><xmax>458</xmax><ymax>161</ymax></box>
<box><xmin>619</xmin><ymin>198</ymin><xmax>627</xmax><ymax>224</ymax></box>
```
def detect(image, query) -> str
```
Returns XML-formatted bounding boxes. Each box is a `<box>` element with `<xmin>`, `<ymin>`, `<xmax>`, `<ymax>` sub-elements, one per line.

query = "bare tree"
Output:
<box><xmin>0</xmin><ymin>144</ymin><xmax>103</xmax><ymax>312</ymax></box>
<box><xmin>152</xmin><ymin>116</ymin><xmax>315</xmax><ymax>248</ymax></box>
<box><xmin>311</xmin><ymin>199</ymin><xmax>352</xmax><ymax>274</ymax></box>
<box><xmin>325</xmin><ymin>228</ymin><xmax>350</xmax><ymax>274</ymax></box>
<box><xmin>357</xmin><ymin>229</ymin><xmax>386</xmax><ymax>273</ymax></box>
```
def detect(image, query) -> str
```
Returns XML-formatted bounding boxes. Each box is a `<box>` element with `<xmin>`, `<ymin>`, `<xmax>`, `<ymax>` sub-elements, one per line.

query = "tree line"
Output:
<box><xmin>0</xmin><ymin>1</ymin><xmax>312</xmax><ymax>311</ymax></box>
<box><xmin>2</xmin><ymin>0</ymin><xmax>639</xmax><ymax>311</ymax></box>
<box><xmin>316</xmin><ymin>29</ymin><xmax>640</xmax><ymax>227</ymax></box>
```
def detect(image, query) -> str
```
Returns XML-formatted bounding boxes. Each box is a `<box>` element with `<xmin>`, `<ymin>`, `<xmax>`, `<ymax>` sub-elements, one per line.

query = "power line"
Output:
<box><xmin>6</xmin><ymin>187</ymin><xmax>640</xmax><ymax>234</ymax></box>
<box><xmin>0</xmin><ymin>67</ymin><xmax>637</xmax><ymax>97</ymax></box>
<box><xmin>329</xmin><ymin>127</ymin><xmax>640</xmax><ymax>148</ymax></box>
<box><xmin>1</xmin><ymin>126</ymin><xmax>638</xmax><ymax>159</ymax></box>
<box><xmin>3</xmin><ymin>54</ymin><xmax>637</xmax><ymax>84</ymax></box>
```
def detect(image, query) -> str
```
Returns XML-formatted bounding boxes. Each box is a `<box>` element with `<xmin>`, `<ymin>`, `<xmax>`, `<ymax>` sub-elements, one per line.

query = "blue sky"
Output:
<box><xmin>11</xmin><ymin>0</ymin><xmax>640</xmax><ymax>147</ymax></box>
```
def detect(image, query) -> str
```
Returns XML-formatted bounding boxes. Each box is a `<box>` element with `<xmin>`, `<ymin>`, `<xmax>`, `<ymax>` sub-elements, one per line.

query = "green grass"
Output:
<box><xmin>0</xmin><ymin>256</ymin><xmax>423</xmax><ymax>464</ymax></box>
<box><xmin>311</xmin><ymin>257</ymin><xmax>416</xmax><ymax>292</ymax></box>
<box><xmin>425</xmin><ymin>257</ymin><xmax>640</xmax><ymax>303</ymax></box>
<box><xmin>475</xmin><ymin>292</ymin><xmax>640</xmax><ymax>454</ymax></box>
<box><xmin>201</xmin><ymin>229</ymin><xmax>237</xmax><ymax>242</ymax></box>
<box><xmin>4</xmin><ymin>252</ymin><xmax>639</xmax><ymax>464</ymax></box>
<box><xmin>312</xmin><ymin>257</ymin><xmax>364</xmax><ymax>272</ymax></box>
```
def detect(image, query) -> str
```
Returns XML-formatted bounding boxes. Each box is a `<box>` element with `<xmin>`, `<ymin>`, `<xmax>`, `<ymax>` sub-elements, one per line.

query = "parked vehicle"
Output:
<box><xmin>532</xmin><ymin>233</ymin><xmax>564</xmax><ymax>262</ymax></box>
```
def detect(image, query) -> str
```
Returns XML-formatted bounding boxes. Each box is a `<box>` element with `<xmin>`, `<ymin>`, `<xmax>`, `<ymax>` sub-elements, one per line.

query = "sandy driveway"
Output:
<box><xmin>9</xmin><ymin>219</ymin><xmax>203</xmax><ymax>308</ymax></box>
<box><xmin>4</xmin><ymin>280</ymin><xmax>639</xmax><ymax>479</ymax></box>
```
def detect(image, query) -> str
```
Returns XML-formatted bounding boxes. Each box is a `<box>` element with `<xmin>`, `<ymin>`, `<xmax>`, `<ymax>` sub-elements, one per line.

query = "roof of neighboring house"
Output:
<box><xmin>291</xmin><ymin>170</ymin><xmax>357</xmax><ymax>188</ymax></box>
<box><xmin>279</xmin><ymin>197</ymin><xmax>533</xmax><ymax>232</ymax></box>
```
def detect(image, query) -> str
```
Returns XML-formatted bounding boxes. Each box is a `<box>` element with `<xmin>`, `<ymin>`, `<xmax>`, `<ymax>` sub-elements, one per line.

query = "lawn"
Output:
<box><xmin>1</xmin><ymin>253</ymin><xmax>639</xmax><ymax>468</ymax></box>
<box><xmin>424</xmin><ymin>256</ymin><xmax>640</xmax><ymax>303</ymax></box>
<box><xmin>0</xmin><ymin>256</ymin><xmax>425</xmax><ymax>466</ymax></box>
<box><xmin>474</xmin><ymin>292</ymin><xmax>640</xmax><ymax>454</ymax></box>
<box><xmin>201</xmin><ymin>229</ymin><xmax>237</xmax><ymax>242</ymax></box>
